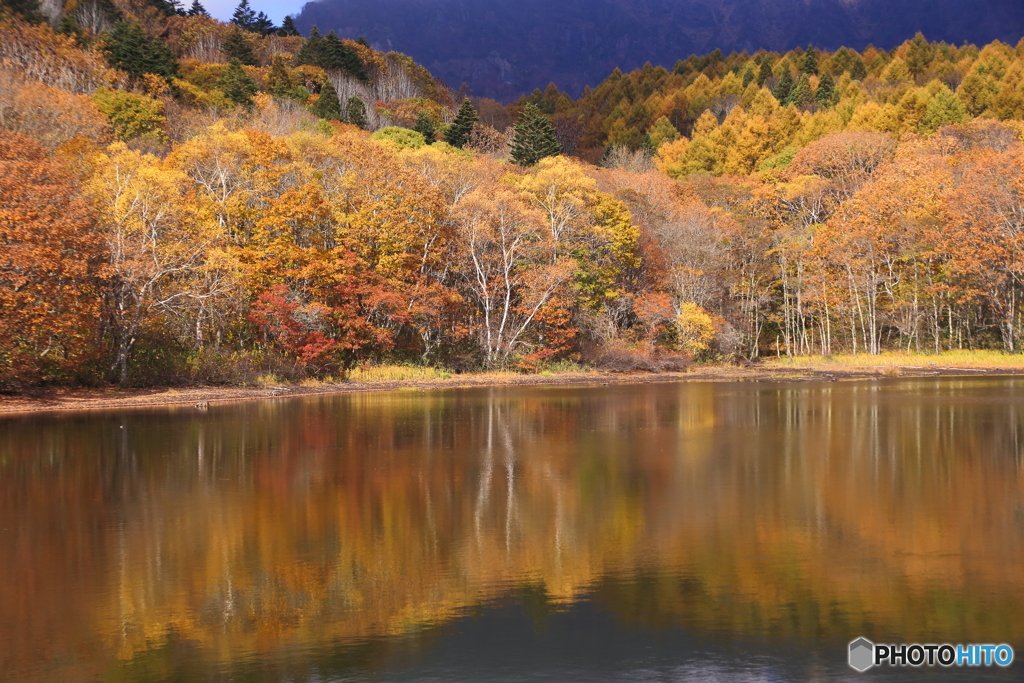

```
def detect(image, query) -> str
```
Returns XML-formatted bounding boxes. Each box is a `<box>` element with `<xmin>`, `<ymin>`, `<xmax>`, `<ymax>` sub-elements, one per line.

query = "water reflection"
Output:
<box><xmin>1</xmin><ymin>378</ymin><xmax>1023</xmax><ymax>681</ymax></box>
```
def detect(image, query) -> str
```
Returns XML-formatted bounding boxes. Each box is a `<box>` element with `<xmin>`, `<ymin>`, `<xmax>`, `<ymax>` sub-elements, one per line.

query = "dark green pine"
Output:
<box><xmin>219</xmin><ymin>58</ymin><xmax>258</xmax><ymax>108</ymax></box>
<box><xmin>346</xmin><ymin>96</ymin><xmax>367</xmax><ymax>129</ymax></box>
<box><xmin>413</xmin><ymin>111</ymin><xmax>436</xmax><ymax>143</ymax></box>
<box><xmin>186</xmin><ymin>0</ymin><xmax>208</xmax><ymax>17</ymax></box>
<box><xmin>757</xmin><ymin>57</ymin><xmax>773</xmax><ymax>87</ymax></box>
<box><xmin>222</xmin><ymin>28</ymin><xmax>257</xmax><ymax>66</ymax></box>
<box><xmin>444</xmin><ymin>99</ymin><xmax>477</xmax><ymax>148</ymax></box>
<box><xmin>773</xmin><ymin>69</ymin><xmax>794</xmax><ymax>104</ymax></box>
<box><xmin>312</xmin><ymin>79</ymin><xmax>342</xmax><ymax>120</ymax></box>
<box><xmin>801</xmin><ymin>45</ymin><xmax>819</xmax><ymax>75</ymax></box>
<box><xmin>510</xmin><ymin>103</ymin><xmax>561</xmax><ymax>166</ymax></box>
<box><xmin>790</xmin><ymin>74</ymin><xmax>813</xmax><ymax>108</ymax></box>
<box><xmin>230</xmin><ymin>0</ymin><xmax>257</xmax><ymax>31</ymax></box>
<box><xmin>103</xmin><ymin>21</ymin><xmax>179</xmax><ymax>82</ymax></box>
<box><xmin>277</xmin><ymin>16</ymin><xmax>300</xmax><ymax>37</ymax></box>
<box><xmin>815</xmin><ymin>73</ymin><xmax>838</xmax><ymax>107</ymax></box>
<box><xmin>324</xmin><ymin>32</ymin><xmax>368</xmax><ymax>82</ymax></box>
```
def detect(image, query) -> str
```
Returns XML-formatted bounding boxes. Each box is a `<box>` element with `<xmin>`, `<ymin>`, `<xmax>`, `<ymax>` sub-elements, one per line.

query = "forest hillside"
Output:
<box><xmin>3</xmin><ymin>0</ymin><xmax>1024</xmax><ymax>390</ymax></box>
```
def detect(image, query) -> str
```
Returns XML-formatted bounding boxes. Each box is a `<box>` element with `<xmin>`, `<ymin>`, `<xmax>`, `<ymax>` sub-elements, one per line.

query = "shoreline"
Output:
<box><xmin>3</xmin><ymin>362</ymin><xmax>1024</xmax><ymax>417</ymax></box>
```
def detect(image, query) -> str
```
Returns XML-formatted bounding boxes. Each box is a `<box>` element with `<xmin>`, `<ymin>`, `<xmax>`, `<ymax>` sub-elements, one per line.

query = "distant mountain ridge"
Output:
<box><xmin>293</xmin><ymin>0</ymin><xmax>1024</xmax><ymax>100</ymax></box>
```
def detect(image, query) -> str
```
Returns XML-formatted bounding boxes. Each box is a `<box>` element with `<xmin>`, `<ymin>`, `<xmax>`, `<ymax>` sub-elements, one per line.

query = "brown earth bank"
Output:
<box><xmin>3</xmin><ymin>363</ymin><xmax>1023</xmax><ymax>417</ymax></box>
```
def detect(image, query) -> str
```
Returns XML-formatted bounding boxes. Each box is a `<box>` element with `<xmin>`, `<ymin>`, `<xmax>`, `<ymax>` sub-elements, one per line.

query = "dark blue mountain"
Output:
<box><xmin>293</xmin><ymin>0</ymin><xmax>1024</xmax><ymax>101</ymax></box>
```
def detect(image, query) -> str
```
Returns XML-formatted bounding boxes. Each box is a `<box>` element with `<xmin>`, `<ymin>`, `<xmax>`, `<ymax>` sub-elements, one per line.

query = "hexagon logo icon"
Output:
<box><xmin>849</xmin><ymin>637</ymin><xmax>875</xmax><ymax>672</ymax></box>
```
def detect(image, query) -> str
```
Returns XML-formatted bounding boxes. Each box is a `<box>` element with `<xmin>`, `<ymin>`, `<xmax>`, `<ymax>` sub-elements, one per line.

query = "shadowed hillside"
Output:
<box><xmin>293</xmin><ymin>0</ymin><xmax>1024</xmax><ymax>100</ymax></box>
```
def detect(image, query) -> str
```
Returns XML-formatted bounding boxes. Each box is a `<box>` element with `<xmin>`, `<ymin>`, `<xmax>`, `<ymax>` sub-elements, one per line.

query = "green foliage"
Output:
<box><xmin>412</xmin><ymin>111</ymin><xmax>436</xmax><ymax>142</ymax></box>
<box><xmin>278</xmin><ymin>16</ymin><xmax>300</xmax><ymax>37</ymax></box>
<box><xmin>91</xmin><ymin>88</ymin><xmax>167</xmax><ymax>142</ymax></box>
<box><xmin>790</xmin><ymin>74</ymin><xmax>813</xmax><ymax>108</ymax></box>
<box><xmin>186</xmin><ymin>0</ymin><xmax>208</xmax><ymax>17</ymax></box>
<box><xmin>0</xmin><ymin>0</ymin><xmax>43</xmax><ymax>22</ymax></box>
<box><xmin>773</xmin><ymin>69</ymin><xmax>794</xmax><ymax>104</ymax></box>
<box><xmin>647</xmin><ymin>116</ymin><xmax>680</xmax><ymax>149</ymax></box>
<box><xmin>230</xmin><ymin>0</ymin><xmax>257</xmax><ymax>31</ymax></box>
<box><xmin>801</xmin><ymin>46</ymin><xmax>819</xmax><ymax>75</ymax></box>
<box><xmin>815</xmin><ymin>73</ymin><xmax>839</xmax><ymax>108</ymax></box>
<box><xmin>371</xmin><ymin>126</ymin><xmax>426</xmax><ymax>149</ymax></box>
<box><xmin>346</xmin><ymin>95</ymin><xmax>367</xmax><ymax>128</ymax></box>
<box><xmin>444</xmin><ymin>99</ymin><xmax>477</xmax><ymax>148</ymax></box>
<box><xmin>103</xmin><ymin>21</ymin><xmax>179</xmax><ymax>82</ymax></box>
<box><xmin>312</xmin><ymin>79</ymin><xmax>341</xmax><ymax>120</ymax></box>
<box><xmin>757</xmin><ymin>57</ymin><xmax>773</xmax><ymax>86</ymax></box>
<box><xmin>267</xmin><ymin>54</ymin><xmax>294</xmax><ymax>98</ymax></box>
<box><xmin>510</xmin><ymin>103</ymin><xmax>561</xmax><ymax>166</ymax></box>
<box><xmin>920</xmin><ymin>88</ymin><xmax>969</xmax><ymax>133</ymax></box>
<box><xmin>296</xmin><ymin>28</ymin><xmax>368</xmax><ymax>82</ymax></box>
<box><xmin>218</xmin><ymin>58</ymin><xmax>258</xmax><ymax>109</ymax></box>
<box><xmin>222</xmin><ymin>28</ymin><xmax>257</xmax><ymax>66</ymax></box>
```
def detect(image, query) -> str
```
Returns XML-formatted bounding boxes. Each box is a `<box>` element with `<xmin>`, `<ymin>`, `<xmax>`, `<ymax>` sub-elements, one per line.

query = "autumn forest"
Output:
<box><xmin>4</xmin><ymin>0</ymin><xmax>1024</xmax><ymax>390</ymax></box>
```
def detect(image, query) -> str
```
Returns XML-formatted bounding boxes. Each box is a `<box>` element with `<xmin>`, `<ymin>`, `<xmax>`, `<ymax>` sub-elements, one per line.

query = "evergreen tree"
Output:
<box><xmin>741</xmin><ymin>67</ymin><xmax>754</xmax><ymax>88</ymax></box>
<box><xmin>510</xmin><ymin>103</ymin><xmax>561</xmax><ymax>166</ymax></box>
<box><xmin>252</xmin><ymin>11</ymin><xmax>275</xmax><ymax>36</ymax></box>
<box><xmin>850</xmin><ymin>56</ymin><xmax>868</xmax><ymax>81</ymax></box>
<box><xmin>267</xmin><ymin>54</ymin><xmax>293</xmax><ymax>98</ymax></box>
<box><xmin>231</xmin><ymin>0</ymin><xmax>257</xmax><ymax>31</ymax></box>
<box><xmin>757</xmin><ymin>56</ymin><xmax>773</xmax><ymax>87</ymax></box>
<box><xmin>790</xmin><ymin>74</ymin><xmax>813</xmax><ymax>108</ymax></box>
<box><xmin>815</xmin><ymin>73</ymin><xmax>838</xmax><ymax>107</ymax></box>
<box><xmin>346</xmin><ymin>96</ymin><xmax>367</xmax><ymax>128</ymax></box>
<box><xmin>219</xmin><ymin>58</ymin><xmax>257</xmax><ymax>108</ymax></box>
<box><xmin>413</xmin><ymin>111</ymin><xmax>436</xmax><ymax>143</ymax></box>
<box><xmin>222</xmin><ymin>28</ymin><xmax>257</xmax><ymax>66</ymax></box>
<box><xmin>444</xmin><ymin>98</ymin><xmax>477</xmax><ymax>148</ymax></box>
<box><xmin>906</xmin><ymin>32</ymin><xmax>933</xmax><ymax>78</ymax></box>
<box><xmin>312</xmin><ymin>79</ymin><xmax>342</xmax><ymax>120</ymax></box>
<box><xmin>186</xmin><ymin>0</ymin><xmax>208</xmax><ymax>17</ymax></box>
<box><xmin>324</xmin><ymin>31</ymin><xmax>368</xmax><ymax>81</ymax></box>
<box><xmin>773</xmin><ymin>69</ymin><xmax>794</xmax><ymax>104</ymax></box>
<box><xmin>277</xmin><ymin>16</ymin><xmax>299</xmax><ymax>37</ymax></box>
<box><xmin>103</xmin><ymin>21</ymin><xmax>179</xmax><ymax>82</ymax></box>
<box><xmin>801</xmin><ymin>45</ymin><xmax>819</xmax><ymax>75</ymax></box>
<box><xmin>0</xmin><ymin>0</ymin><xmax>44</xmax><ymax>23</ymax></box>
<box><xmin>296</xmin><ymin>26</ymin><xmax>327</xmax><ymax>66</ymax></box>
<box><xmin>920</xmin><ymin>88</ymin><xmax>968</xmax><ymax>133</ymax></box>
<box><xmin>145</xmin><ymin>0</ymin><xmax>182</xmax><ymax>17</ymax></box>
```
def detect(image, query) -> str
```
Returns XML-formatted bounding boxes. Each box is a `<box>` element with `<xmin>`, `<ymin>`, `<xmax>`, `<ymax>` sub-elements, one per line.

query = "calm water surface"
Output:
<box><xmin>2</xmin><ymin>378</ymin><xmax>1023</xmax><ymax>682</ymax></box>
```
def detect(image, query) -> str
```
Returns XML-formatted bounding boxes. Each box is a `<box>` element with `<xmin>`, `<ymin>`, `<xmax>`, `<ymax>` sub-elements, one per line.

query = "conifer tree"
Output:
<box><xmin>757</xmin><ymin>56</ymin><xmax>773</xmax><ymax>87</ymax></box>
<box><xmin>815</xmin><ymin>73</ymin><xmax>838</xmax><ymax>107</ymax></box>
<box><xmin>790</xmin><ymin>74</ymin><xmax>813</xmax><ymax>108</ymax></box>
<box><xmin>850</xmin><ymin>56</ymin><xmax>868</xmax><ymax>81</ymax></box>
<box><xmin>510</xmin><ymin>103</ymin><xmax>561</xmax><ymax>166</ymax></box>
<box><xmin>741</xmin><ymin>67</ymin><xmax>754</xmax><ymax>88</ymax></box>
<box><xmin>801</xmin><ymin>45</ymin><xmax>819</xmax><ymax>75</ymax></box>
<box><xmin>296</xmin><ymin>26</ymin><xmax>326</xmax><ymax>66</ymax></box>
<box><xmin>223</xmin><ymin>28</ymin><xmax>257</xmax><ymax>66</ymax></box>
<box><xmin>413</xmin><ymin>111</ymin><xmax>436</xmax><ymax>143</ymax></box>
<box><xmin>219</xmin><ymin>58</ymin><xmax>257</xmax><ymax>108</ymax></box>
<box><xmin>267</xmin><ymin>54</ymin><xmax>294</xmax><ymax>98</ymax></box>
<box><xmin>252</xmin><ymin>11</ymin><xmax>275</xmax><ymax>36</ymax></box>
<box><xmin>444</xmin><ymin>99</ymin><xmax>477</xmax><ymax>148</ymax></box>
<box><xmin>346</xmin><ymin>95</ymin><xmax>367</xmax><ymax>128</ymax></box>
<box><xmin>103</xmin><ymin>21</ymin><xmax>179</xmax><ymax>82</ymax></box>
<box><xmin>324</xmin><ymin>32</ymin><xmax>368</xmax><ymax>81</ymax></box>
<box><xmin>186</xmin><ymin>0</ymin><xmax>208</xmax><ymax>17</ymax></box>
<box><xmin>312</xmin><ymin>79</ymin><xmax>342</xmax><ymax>120</ymax></box>
<box><xmin>277</xmin><ymin>16</ymin><xmax>299</xmax><ymax>37</ymax></box>
<box><xmin>773</xmin><ymin>69</ymin><xmax>794</xmax><ymax>104</ymax></box>
<box><xmin>231</xmin><ymin>0</ymin><xmax>257</xmax><ymax>31</ymax></box>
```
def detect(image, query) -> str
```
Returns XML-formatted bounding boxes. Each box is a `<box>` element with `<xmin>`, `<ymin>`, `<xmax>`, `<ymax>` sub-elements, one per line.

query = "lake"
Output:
<box><xmin>2</xmin><ymin>378</ymin><xmax>1023</xmax><ymax>681</ymax></box>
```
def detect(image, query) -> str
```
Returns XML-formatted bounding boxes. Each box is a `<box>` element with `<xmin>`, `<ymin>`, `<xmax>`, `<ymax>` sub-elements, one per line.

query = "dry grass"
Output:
<box><xmin>346</xmin><ymin>365</ymin><xmax>453</xmax><ymax>382</ymax></box>
<box><xmin>767</xmin><ymin>350</ymin><xmax>1024</xmax><ymax>370</ymax></box>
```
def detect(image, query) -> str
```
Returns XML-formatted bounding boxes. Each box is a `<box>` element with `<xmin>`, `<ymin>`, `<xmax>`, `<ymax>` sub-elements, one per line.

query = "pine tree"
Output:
<box><xmin>252</xmin><ymin>11</ymin><xmax>275</xmax><ymax>36</ymax></box>
<box><xmin>815</xmin><ymin>73</ymin><xmax>838</xmax><ymax>107</ymax></box>
<box><xmin>773</xmin><ymin>69</ymin><xmax>794</xmax><ymax>104</ymax></box>
<box><xmin>231</xmin><ymin>0</ymin><xmax>257</xmax><ymax>31</ymax></box>
<box><xmin>444</xmin><ymin>99</ymin><xmax>477</xmax><ymax>148</ymax></box>
<box><xmin>741</xmin><ymin>67</ymin><xmax>754</xmax><ymax>88</ymax></box>
<box><xmin>267</xmin><ymin>54</ymin><xmax>294</xmax><ymax>98</ymax></box>
<box><xmin>510</xmin><ymin>103</ymin><xmax>561</xmax><ymax>166</ymax></box>
<box><xmin>219</xmin><ymin>58</ymin><xmax>257</xmax><ymax>108</ymax></box>
<box><xmin>296</xmin><ymin>26</ymin><xmax>327</xmax><ymax>66</ymax></box>
<box><xmin>413</xmin><ymin>111</ymin><xmax>436</xmax><ymax>143</ymax></box>
<box><xmin>757</xmin><ymin>57</ymin><xmax>773</xmax><ymax>87</ymax></box>
<box><xmin>346</xmin><ymin>96</ymin><xmax>367</xmax><ymax>128</ymax></box>
<box><xmin>790</xmin><ymin>74</ymin><xmax>813</xmax><ymax>108</ymax></box>
<box><xmin>222</xmin><ymin>28</ymin><xmax>257</xmax><ymax>66</ymax></box>
<box><xmin>906</xmin><ymin>32</ymin><xmax>933</xmax><ymax>79</ymax></box>
<box><xmin>324</xmin><ymin>32</ymin><xmax>367</xmax><ymax>81</ymax></box>
<box><xmin>186</xmin><ymin>0</ymin><xmax>208</xmax><ymax>16</ymax></box>
<box><xmin>277</xmin><ymin>16</ymin><xmax>299</xmax><ymax>37</ymax></box>
<box><xmin>312</xmin><ymin>79</ymin><xmax>341</xmax><ymax>120</ymax></box>
<box><xmin>850</xmin><ymin>56</ymin><xmax>868</xmax><ymax>81</ymax></box>
<box><xmin>801</xmin><ymin>45</ymin><xmax>819</xmax><ymax>75</ymax></box>
<box><xmin>0</xmin><ymin>0</ymin><xmax>44</xmax><ymax>22</ymax></box>
<box><xmin>103</xmin><ymin>21</ymin><xmax>179</xmax><ymax>82</ymax></box>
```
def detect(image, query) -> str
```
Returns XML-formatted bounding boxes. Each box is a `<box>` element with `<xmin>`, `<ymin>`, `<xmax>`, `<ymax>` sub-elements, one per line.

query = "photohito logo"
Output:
<box><xmin>848</xmin><ymin>638</ymin><xmax>1014</xmax><ymax>671</ymax></box>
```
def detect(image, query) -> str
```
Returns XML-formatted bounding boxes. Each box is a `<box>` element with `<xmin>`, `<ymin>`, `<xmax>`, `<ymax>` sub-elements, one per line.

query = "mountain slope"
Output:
<box><xmin>293</xmin><ymin>0</ymin><xmax>1024</xmax><ymax>100</ymax></box>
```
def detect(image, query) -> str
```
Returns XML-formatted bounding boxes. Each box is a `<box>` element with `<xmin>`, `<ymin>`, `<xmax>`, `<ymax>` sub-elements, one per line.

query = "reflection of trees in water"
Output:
<box><xmin>2</xmin><ymin>380</ymin><xmax>1024</xmax><ymax>680</ymax></box>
